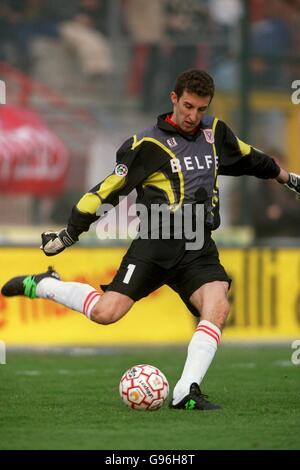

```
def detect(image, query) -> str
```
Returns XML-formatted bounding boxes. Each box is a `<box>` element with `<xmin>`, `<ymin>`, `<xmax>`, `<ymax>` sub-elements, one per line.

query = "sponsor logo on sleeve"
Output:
<box><xmin>115</xmin><ymin>164</ymin><xmax>128</xmax><ymax>177</ymax></box>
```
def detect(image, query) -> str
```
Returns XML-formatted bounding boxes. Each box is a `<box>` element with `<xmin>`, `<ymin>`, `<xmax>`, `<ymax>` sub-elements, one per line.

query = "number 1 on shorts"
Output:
<box><xmin>123</xmin><ymin>264</ymin><xmax>136</xmax><ymax>284</ymax></box>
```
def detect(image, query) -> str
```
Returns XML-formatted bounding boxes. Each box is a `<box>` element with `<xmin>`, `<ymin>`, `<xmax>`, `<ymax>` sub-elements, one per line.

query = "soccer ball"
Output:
<box><xmin>119</xmin><ymin>364</ymin><xmax>169</xmax><ymax>411</ymax></box>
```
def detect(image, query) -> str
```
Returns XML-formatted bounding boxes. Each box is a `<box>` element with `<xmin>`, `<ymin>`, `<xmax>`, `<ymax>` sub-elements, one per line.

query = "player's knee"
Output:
<box><xmin>215</xmin><ymin>298</ymin><xmax>230</xmax><ymax>325</ymax></box>
<box><xmin>90</xmin><ymin>293</ymin><xmax>134</xmax><ymax>325</ymax></box>
<box><xmin>90</xmin><ymin>302</ymin><xmax>119</xmax><ymax>325</ymax></box>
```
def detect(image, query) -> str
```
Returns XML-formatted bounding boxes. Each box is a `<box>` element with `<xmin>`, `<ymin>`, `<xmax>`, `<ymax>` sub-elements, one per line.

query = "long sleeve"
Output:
<box><xmin>215</xmin><ymin>120</ymin><xmax>281</xmax><ymax>179</ymax></box>
<box><xmin>66</xmin><ymin>137</ymin><xmax>145</xmax><ymax>238</ymax></box>
<box><xmin>66</xmin><ymin>135</ymin><xmax>171</xmax><ymax>238</ymax></box>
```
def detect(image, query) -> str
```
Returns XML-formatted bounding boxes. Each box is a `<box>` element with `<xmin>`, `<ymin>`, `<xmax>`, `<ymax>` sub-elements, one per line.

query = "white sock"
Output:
<box><xmin>36</xmin><ymin>278</ymin><xmax>101</xmax><ymax>319</ymax></box>
<box><xmin>172</xmin><ymin>320</ymin><xmax>221</xmax><ymax>405</ymax></box>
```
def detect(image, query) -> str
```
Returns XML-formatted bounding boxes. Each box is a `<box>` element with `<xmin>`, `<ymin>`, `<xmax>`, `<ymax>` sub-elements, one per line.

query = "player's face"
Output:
<box><xmin>170</xmin><ymin>90</ymin><xmax>211</xmax><ymax>133</ymax></box>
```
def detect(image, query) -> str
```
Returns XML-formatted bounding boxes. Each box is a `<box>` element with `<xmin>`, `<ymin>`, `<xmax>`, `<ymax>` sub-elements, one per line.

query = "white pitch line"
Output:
<box><xmin>16</xmin><ymin>370</ymin><xmax>41</xmax><ymax>376</ymax></box>
<box><xmin>226</xmin><ymin>362</ymin><xmax>256</xmax><ymax>369</ymax></box>
<box><xmin>273</xmin><ymin>360</ymin><xmax>293</xmax><ymax>367</ymax></box>
<box><xmin>15</xmin><ymin>369</ymin><xmax>97</xmax><ymax>376</ymax></box>
<box><xmin>57</xmin><ymin>369</ymin><xmax>97</xmax><ymax>375</ymax></box>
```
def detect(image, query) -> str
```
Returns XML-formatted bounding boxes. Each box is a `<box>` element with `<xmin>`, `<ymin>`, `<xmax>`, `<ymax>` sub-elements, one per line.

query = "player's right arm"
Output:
<box><xmin>42</xmin><ymin>137</ymin><xmax>144</xmax><ymax>256</ymax></box>
<box><xmin>41</xmin><ymin>134</ymin><xmax>171</xmax><ymax>256</ymax></box>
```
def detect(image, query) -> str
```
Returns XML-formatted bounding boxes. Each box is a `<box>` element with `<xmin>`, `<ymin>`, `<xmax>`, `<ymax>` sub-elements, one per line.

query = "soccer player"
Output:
<box><xmin>2</xmin><ymin>70</ymin><xmax>300</xmax><ymax>410</ymax></box>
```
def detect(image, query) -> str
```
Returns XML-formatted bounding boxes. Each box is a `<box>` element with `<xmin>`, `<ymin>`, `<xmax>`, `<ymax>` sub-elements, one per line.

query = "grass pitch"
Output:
<box><xmin>0</xmin><ymin>345</ymin><xmax>299</xmax><ymax>450</ymax></box>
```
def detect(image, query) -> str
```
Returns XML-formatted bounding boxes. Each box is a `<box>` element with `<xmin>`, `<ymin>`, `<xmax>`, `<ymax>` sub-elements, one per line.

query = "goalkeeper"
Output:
<box><xmin>2</xmin><ymin>70</ymin><xmax>300</xmax><ymax>410</ymax></box>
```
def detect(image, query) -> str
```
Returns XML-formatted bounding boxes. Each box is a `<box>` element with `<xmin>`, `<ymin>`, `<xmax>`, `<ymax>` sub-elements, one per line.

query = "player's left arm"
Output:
<box><xmin>215</xmin><ymin>120</ymin><xmax>300</xmax><ymax>195</ymax></box>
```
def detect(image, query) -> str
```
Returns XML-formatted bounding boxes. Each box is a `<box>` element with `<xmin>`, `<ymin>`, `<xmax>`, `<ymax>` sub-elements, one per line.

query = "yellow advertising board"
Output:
<box><xmin>0</xmin><ymin>247</ymin><xmax>299</xmax><ymax>345</ymax></box>
<box><xmin>0</xmin><ymin>247</ymin><xmax>195</xmax><ymax>346</ymax></box>
<box><xmin>221</xmin><ymin>248</ymin><xmax>300</xmax><ymax>340</ymax></box>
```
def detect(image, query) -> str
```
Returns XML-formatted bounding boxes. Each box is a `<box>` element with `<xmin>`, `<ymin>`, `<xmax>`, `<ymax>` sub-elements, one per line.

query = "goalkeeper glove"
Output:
<box><xmin>284</xmin><ymin>173</ymin><xmax>300</xmax><ymax>196</ymax></box>
<box><xmin>41</xmin><ymin>228</ymin><xmax>78</xmax><ymax>256</ymax></box>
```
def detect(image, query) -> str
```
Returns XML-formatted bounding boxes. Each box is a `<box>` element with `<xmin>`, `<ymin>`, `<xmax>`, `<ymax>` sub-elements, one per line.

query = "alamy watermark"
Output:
<box><xmin>0</xmin><ymin>80</ymin><xmax>6</xmax><ymax>104</ymax></box>
<box><xmin>0</xmin><ymin>341</ymin><xmax>6</xmax><ymax>365</ymax></box>
<box><xmin>291</xmin><ymin>339</ymin><xmax>300</xmax><ymax>365</ymax></box>
<box><xmin>95</xmin><ymin>198</ymin><xmax>205</xmax><ymax>250</ymax></box>
<box><xmin>291</xmin><ymin>80</ymin><xmax>300</xmax><ymax>104</ymax></box>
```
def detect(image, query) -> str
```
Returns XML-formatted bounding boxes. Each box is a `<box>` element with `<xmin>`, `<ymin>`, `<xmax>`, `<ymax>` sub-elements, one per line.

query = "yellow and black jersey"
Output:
<box><xmin>67</xmin><ymin>113</ymin><xmax>280</xmax><ymax>238</ymax></box>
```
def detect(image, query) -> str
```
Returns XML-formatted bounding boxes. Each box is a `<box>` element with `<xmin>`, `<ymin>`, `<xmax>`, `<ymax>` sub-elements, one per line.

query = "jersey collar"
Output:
<box><xmin>157</xmin><ymin>113</ymin><xmax>202</xmax><ymax>140</ymax></box>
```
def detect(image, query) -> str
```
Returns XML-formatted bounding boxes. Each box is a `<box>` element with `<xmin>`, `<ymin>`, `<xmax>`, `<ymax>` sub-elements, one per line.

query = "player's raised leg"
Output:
<box><xmin>1</xmin><ymin>267</ymin><xmax>134</xmax><ymax>324</ymax></box>
<box><xmin>170</xmin><ymin>281</ymin><xmax>230</xmax><ymax>410</ymax></box>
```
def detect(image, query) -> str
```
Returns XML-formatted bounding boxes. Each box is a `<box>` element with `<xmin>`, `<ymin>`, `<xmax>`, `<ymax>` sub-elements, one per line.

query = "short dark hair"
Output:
<box><xmin>173</xmin><ymin>69</ymin><xmax>215</xmax><ymax>101</ymax></box>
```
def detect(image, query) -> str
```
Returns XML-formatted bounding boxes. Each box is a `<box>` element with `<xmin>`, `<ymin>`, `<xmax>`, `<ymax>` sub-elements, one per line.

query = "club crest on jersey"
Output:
<box><xmin>203</xmin><ymin>129</ymin><xmax>214</xmax><ymax>144</ymax></box>
<box><xmin>115</xmin><ymin>163</ymin><xmax>128</xmax><ymax>177</ymax></box>
<box><xmin>167</xmin><ymin>137</ymin><xmax>178</xmax><ymax>148</ymax></box>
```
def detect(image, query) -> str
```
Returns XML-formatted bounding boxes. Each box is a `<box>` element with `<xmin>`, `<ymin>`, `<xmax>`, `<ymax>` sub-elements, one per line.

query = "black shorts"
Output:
<box><xmin>103</xmin><ymin>237</ymin><xmax>231</xmax><ymax>317</ymax></box>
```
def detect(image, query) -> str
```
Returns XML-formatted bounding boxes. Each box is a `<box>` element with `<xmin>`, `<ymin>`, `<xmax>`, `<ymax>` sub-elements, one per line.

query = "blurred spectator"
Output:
<box><xmin>59</xmin><ymin>0</ymin><xmax>113</xmax><ymax>78</ymax></box>
<box><xmin>209</xmin><ymin>0</ymin><xmax>241</xmax><ymax>92</ymax></box>
<box><xmin>0</xmin><ymin>0</ymin><xmax>60</xmax><ymax>72</ymax></box>
<box><xmin>250</xmin><ymin>150</ymin><xmax>300</xmax><ymax>239</ymax></box>
<box><xmin>283</xmin><ymin>0</ymin><xmax>300</xmax><ymax>79</ymax></box>
<box><xmin>163</xmin><ymin>0</ymin><xmax>213</xmax><ymax>106</ymax></box>
<box><xmin>250</xmin><ymin>0</ymin><xmax>265</xmax><ymax>21</ymax></box>
<box><xmin>250</xmin><ymin>0</ymin><xmax>294</xmax><ymax>89</ymax></box>
<box><xmin>208</xmin><ymin>0</ymin><xmax>242</xmax><ymax>52</ymax></box>
<box><xmin>123</xmin><ymin>0</ymin><xmax>166</xmax><ymax>112</ymax></box>
<box><xmin>124</xmin><ymin>0</ymin><xmax>214</xmax><ymax>113</ymax></box>
<box><xmin>0</xmin><ymin>0</ymin><xmax>113</xmax><ymax>78</ymax></box>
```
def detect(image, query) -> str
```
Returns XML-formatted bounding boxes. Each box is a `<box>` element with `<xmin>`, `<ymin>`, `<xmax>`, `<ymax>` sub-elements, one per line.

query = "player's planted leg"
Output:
<box><xmin>170</xmin><ymin>281</ymin><xmax>230</xmax><ymax>410</ymax></box>
<box><xmin>170</xmin><ymin>382</ymin><xmax>221</xmax><ymax>410</ymax></box>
